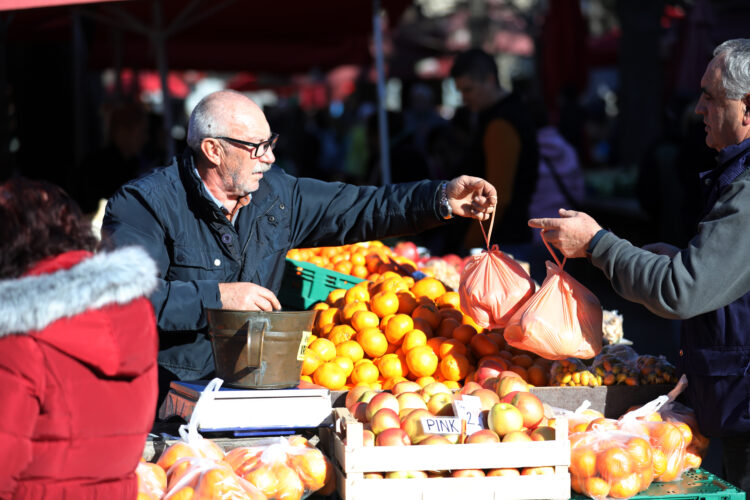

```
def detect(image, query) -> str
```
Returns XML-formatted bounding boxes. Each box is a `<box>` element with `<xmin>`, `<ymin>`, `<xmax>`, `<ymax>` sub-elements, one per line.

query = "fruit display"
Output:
<box><xmin>332</xmin><ymin>369</ymin><xmax>570</xmax><ymax>496</ymax></box>
<box><xmin>139</xmin><ymin>435</ymin><xmax>335</xmax><ymax>500</ymax></box>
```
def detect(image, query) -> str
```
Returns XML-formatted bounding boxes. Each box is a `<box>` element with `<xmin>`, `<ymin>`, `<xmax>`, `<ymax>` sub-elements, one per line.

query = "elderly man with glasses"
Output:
<box><xmin>101</xmin><ymin>90</ymin><xmax>497</xmax><ymax>404</ymax></box>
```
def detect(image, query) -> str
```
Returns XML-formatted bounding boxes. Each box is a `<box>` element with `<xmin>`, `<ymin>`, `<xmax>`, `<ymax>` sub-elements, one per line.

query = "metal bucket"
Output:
<box><xmin>205</xmin><ymin>309</ymin><xmax>318</xmax><ymax>389</ymax></box>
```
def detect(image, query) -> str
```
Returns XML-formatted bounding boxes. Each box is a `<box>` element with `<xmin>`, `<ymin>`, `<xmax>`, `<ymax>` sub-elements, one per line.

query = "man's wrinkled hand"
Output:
<box><xmin>528</xmin><ymin>208</ymin><xmax>603</xmax><ymax>258</ymax></box>
<box><xmin>218</xmin><ymin>282</ymin><xmax>282</xmax><ymax>311</ymax></box>
<box><xmin>447</xmin><ymin>175</ymin><xmax>498</xmax><ymax>221</ymax></box>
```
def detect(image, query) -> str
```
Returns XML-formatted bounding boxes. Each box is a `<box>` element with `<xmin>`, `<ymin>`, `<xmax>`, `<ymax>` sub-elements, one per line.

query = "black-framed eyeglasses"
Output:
<box><xmin>214</xmin><ymin>133</ymin><xmax>279</xmax><ymax>159</ymax></box>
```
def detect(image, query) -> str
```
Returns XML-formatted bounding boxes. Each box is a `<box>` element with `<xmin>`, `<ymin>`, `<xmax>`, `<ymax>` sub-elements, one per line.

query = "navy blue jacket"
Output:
<box><xmin>590</xmin><ymin>139</ymin><xmax>750</xmax><ymax>437</ymax></box>
<box><xmin>102</xmin><ymin>151</ymin><xmax>445</xmax><ymax>380</ymax></box>
<box><xmin>680</xmin><ymin>141</ymin><xmax>750</xmax><ymax>437</ymax></box>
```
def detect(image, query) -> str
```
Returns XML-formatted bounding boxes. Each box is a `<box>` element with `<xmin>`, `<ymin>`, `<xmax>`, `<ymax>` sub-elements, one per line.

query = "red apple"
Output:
<box><xmin>481</xmin><ymin>376</ymin><xmax>500</xmax><ymax>392</ymax></box>
<box><xmin>503</xmin><ymin>391</ymin><xmax>544</xmax><ymax>429</ymax></box>
<box><xmin>420</xmin><ymin>381</ymin><xmax>452</xmax><ymax>402</ymax></box>
<box><xmin>419</xmin><ymin>434</ymin><xmax>453</xmax><ymax>445</ymax></box>
<box><xmin>521</xmin><ymin>466</ymin><xmax>554</xmax><ymax>475</ymax></box>
<box><xmin>496</xmin><ymin>376</ymin><xmax>529</xmax><ymax>399</ymax></box>
<box><xmin>530</xmin><ymin>426</ymin><xmax>556</xmax><ymax>441</ymax></box>
<box><xmin>451</xmin><ymin>469</ymin><xmax>485</xmax><ymax>478</ymax></box>
<box><xmin>474</xmin><ymin>360</ymin><xmax>508</xmax><ymax>385</ymax></box>
<box><xmin>465</xmin><ymin>429</ymin><xmax>500</xmax><ymax>444</ymax></box>
<box><xmin>426</xmin><ymin>392</ymin><xmax>454</xmax><ymax>416</ymax></box>
<box><xmin>487</xmin><ymin>468</ymin><xmax>520</xmax><ymax>477</ymax></box>
<box><xmin>385</xmin><ymin>470</ymin><xmax>428</xmax><ymax>478</ymax></box>
<box><xmin>488</xmin><ymin>402</ymin><xmax>524</xmax><ymax>437</ymax></box>
<box><xmin>362</xmin><ymin>429</ymin><xmax>376</xmax><ymax>446</ymax></box>
<box><xmin>502</xmin><ymin>430</ymin><xmax>532</xmax><ymax>443</ymax></box>
<box><xmin>397</xmin><ymin>391</ymin><xmax>428</xmax><ymax>418</ymax></box>
<box><xmin>363</xmin><ymin>472</ymin><xmax>383</xmax><ymax>479</ymax></box>
<box><xmin>346</xmin><ymin>385</ymin><xmax>373</xmax><ymax>411</ymax></box>
<box><xmin>458</xmin><ymin>381</ymin><xmax>482</xmax><ymax>396</ymax></box>
<box><xmin>370</xmin><ymin>407</ymin><xmax>401</xmax><ymax>435</ymax></box>
<box><xmin>391</xmin><ymin>380</ymin><xmax>422</xmax><ymax>396</ymax></box>
<box><xmin>366</xmin><ymin>392</ymin><xmax>400</xmax><ymax>421</ymax></box>
<box><xmin>400</xmin><ymin>408</ymin><xmax>433</xmax><ymax>444</ymax></box>
<box><xmin>351</xmin><ymin>401</ymin><xmax>369</xmax><ymax>423</ymax></box>
<box><xmin>470</xmin><ymin>388</ymin><xmax>500</xmax><ymax>411</ymax></box>
<box><xmin>393</xmin><ymin>241</ymin><xmax>419</xmax><ymax>262</ymax></box>
<box><xmin>375</xmin><ymin>427</ymin><xmax>411</xmax><ymax>446</ymax></box>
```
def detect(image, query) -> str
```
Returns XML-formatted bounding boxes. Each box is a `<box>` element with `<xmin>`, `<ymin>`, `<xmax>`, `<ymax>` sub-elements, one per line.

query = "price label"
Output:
<box><xmin>420</xmin><ymin>416</ymin><xmax>462</xmax><ymax>435</ymax></box>
<box><xmin>296</xmin><ymin>331</ymin><xmax>312</xmax><ymax>361</ymax></box>
<box><xmin>452</xmin><ymin>394</ymin><xmax>484</xmax><ymax>435</ymax></box>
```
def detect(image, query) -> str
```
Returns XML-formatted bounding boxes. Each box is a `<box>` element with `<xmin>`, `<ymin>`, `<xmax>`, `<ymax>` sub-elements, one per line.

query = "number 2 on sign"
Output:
<box><xmin>453</xmin><ymin>395</ymin><xmax>484</xmax><ymax>434</ymax></box>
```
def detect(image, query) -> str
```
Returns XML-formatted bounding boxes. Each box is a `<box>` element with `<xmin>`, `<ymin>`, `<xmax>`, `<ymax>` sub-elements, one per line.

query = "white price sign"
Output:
<box><xmin>452</xmin><ymin>394</ymin><xmax>484</xmax><ymax>435</ymax></box>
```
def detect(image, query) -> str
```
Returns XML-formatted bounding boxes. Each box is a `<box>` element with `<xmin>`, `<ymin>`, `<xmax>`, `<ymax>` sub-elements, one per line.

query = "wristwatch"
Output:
<box><xmin>438</xmin><ymin>181</ymin><xmax>453</xmax><ymax>220</ymax></box>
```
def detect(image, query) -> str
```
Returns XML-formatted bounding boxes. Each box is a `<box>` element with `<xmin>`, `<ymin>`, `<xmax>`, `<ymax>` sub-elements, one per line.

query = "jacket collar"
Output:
<box><xmin>0</xmin><ymin>246</ymin><xmax>158</xmax><ymax>336</ymax></box>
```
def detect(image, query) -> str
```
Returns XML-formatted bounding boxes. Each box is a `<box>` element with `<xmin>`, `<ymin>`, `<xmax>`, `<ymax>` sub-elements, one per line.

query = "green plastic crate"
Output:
<box><xmin>279</xmin><ymin>258</ymin><xmax>366</xmax><ymax>310</ymax></box>
<box><xmin>572</xmin><ymin>469</ymin><xmax>745</xmax><ymax>500</ymax></box>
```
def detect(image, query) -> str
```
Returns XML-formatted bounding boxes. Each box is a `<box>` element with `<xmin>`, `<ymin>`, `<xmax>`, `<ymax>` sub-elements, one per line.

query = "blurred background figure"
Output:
<box><xmin>0</xmin><ymin>178</ymin><xmax>158</xmax><ymax>499</ymax></box>
<box><xmin>449</xmin><ymin>48</ymin><xmax>539</xmax><ymax>256</ymax></box>
<box><xmin>76</xmin><ymin>101</ymin><xmax>150</xmax><ymax>215</ymax></box>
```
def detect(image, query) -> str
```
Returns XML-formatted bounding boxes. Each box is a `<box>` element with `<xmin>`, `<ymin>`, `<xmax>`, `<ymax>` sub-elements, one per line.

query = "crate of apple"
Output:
<box><xmin>330</xmin><ymin>372</ymin><xmax>571</xmax><ymax>500</ymax></box>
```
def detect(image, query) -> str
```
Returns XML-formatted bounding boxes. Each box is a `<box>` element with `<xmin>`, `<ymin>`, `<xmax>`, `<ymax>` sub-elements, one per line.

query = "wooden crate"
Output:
<box><xmin>327</xmin><ymin>408</ymin><xmax>571</xmax><ymax>500</ymax></box>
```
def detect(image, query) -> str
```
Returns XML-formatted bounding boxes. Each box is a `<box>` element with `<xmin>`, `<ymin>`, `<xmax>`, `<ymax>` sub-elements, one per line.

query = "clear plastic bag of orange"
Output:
<box><xmin>226</xmin><ymin>435</ymin><xmax>335</xmax><ymax>500</ymax></box>
<box><xmin>458</xmin><ymin>214</ymin><xmax>535</xmax><ymax>329</ymax></box>
<box><xmin>503</xmin><ymin>238</ymin><xmax>603</xmax><ymax>360</ymax></box>
<box><xmin>136</xmin><ymin>460</ymin><xmax>167</xmax><ymax>500</ymax></box>
<box><xmin>163</xmin><ymin>457</ymin><xmax>265</xmax><ymax>500</ymax></box>
<box><xmin>569</xmin><ymin>426</ymin><xmax>654</xmax><ymax>500</ymax></box>
<box><xmin>618</xmin><ymin>392</ymin><xmax>688</xmax><ymax>483</ymax></box>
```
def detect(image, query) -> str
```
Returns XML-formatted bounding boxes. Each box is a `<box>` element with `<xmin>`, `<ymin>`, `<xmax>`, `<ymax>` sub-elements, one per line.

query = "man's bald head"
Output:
<box><xmin>186</xmin><ymin>90</ymin><xmax>265</xmax><ymax>151</ymax></box>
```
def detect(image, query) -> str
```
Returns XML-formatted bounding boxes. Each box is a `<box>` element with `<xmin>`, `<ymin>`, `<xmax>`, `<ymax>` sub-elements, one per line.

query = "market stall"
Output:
<box><xmin>139</xmin><ymin>240</ymin><xmax>745</xmax><ymax>500</ymax></box>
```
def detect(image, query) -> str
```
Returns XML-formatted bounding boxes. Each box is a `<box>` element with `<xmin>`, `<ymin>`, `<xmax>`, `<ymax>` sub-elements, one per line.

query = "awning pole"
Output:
<box><xmin>372</xmin><ymin>0</ymin><xmax>391</xmax><ymax>185</ymax></box>
<box><xmin>152</xmin><ymin>0</ymin><xmax>175</xmax><ymax>159</ymax></box>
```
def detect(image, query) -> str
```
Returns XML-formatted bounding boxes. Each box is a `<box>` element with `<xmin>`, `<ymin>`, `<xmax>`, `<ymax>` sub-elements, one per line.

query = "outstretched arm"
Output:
<box><xmin>446</xmin><ymin>175</ymin><xmax>498</xmax><ymax>221</ymax></box>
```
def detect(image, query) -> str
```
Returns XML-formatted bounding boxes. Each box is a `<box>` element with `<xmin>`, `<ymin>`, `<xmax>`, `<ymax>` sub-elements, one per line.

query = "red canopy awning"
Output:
<box><xmin>0</xmin><ymin>0</ymin><xmax>121</xmax><ymax>10</ymax></box>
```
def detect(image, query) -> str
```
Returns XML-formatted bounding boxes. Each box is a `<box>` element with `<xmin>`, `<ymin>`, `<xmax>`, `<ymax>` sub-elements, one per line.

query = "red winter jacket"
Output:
<box><xmin>0</xmin><ymin>247</ymin><xmax>159</xmax><ymax>500</ymax></box>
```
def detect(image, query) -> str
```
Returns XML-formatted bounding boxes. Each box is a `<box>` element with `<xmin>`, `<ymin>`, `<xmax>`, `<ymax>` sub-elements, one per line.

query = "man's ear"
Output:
<box><xmin>200</xmin><ymin>138</ymin><xmax>222</xmax><ymax>167</ymax></box>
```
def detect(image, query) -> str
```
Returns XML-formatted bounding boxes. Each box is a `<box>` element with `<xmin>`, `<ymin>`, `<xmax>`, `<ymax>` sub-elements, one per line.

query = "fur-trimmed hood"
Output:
<box><xmin>0</xmin><ymin>246</ymin><xmax>158</xmax><ymax>336</ymax></box>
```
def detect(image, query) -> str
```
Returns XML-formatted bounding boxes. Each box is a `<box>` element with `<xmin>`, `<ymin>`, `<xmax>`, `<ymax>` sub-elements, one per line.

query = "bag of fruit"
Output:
<box><xmin>458</xmin><ymin>213</ymin><xmax>535</xmax><ymax>329</ymax></box>
<box><xmin>654</xmin><ymin>376</ymin><xmax>709</xmax><ymax>470</ymax></box>
<box><xmin>155</xmin><ymin>379</ymin><xmax>227</xmax><ymax>475</ymax></box>
<box><xmin>226</xmin><ymin>436</ymin><xmax>335</xmax><ymax>500</ymax></box>
<box><xmin>136</xmin><ymin>459</ymin><xmax>167</xmax><ymax>500</ymax></box>
<box><xmin>618</xmin><ymin>392</ymin><xmax>688</xmax><ymax>483</ymax></box>
<box><xmin>503</xmin><ymin>236</ymin><xmax>603</xmax><ymax>360</ymax></box>
<box><xmin>569</xmin><ymin>425</ymin><xmax>655</xmax><ymax>500</ymax></box>
<box><xmin>164</xmin><ymin>456</ymin><xmax>265</xmax><ymax>500</ymax></box>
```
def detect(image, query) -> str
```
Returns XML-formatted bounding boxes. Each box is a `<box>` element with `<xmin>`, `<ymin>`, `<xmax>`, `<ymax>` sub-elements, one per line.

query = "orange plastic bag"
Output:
<box><xmin>503</xmin><ymin>237</ymin><xmax>603</xmax><ymax>359</ymax></box>
<box><xmin>458</xmin><ymin>214</ymin><xmax>535</xmax><ymax>329</ymax></box>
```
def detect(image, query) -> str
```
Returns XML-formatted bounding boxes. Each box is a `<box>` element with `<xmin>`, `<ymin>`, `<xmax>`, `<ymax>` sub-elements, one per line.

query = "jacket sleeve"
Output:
<box><xmin>101</xmin><ymin>187</ymin><xmax>221</xmax><ymax>333</ymax></box>
<box><xmin>590</xmin><ymin>175</ymin><xmax>750</xmax><ymax>319</ymax></box>
<box><xmin>288</xmin><ymin>176</ymin><xmax>445</xmax><ymax>248</ymax></box>
<box><xmin>0</xmin><ymin>336</ymin><xmax>41</xmax><ymax>496</ymax></box>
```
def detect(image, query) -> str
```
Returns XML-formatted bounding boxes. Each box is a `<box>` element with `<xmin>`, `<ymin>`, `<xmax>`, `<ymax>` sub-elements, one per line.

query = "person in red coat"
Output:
<box><xmin>0</xmin><ymin>178</ymin><xmax>159</xmax><ymax>499</ymax></box>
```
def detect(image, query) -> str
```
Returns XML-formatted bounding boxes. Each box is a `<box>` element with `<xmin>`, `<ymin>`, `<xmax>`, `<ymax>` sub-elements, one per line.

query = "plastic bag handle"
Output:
<box><xmin>179</xmin><ymin>377</ymin><xmax>224</xmax><ymax>444</ymax></box>
<box><xmin>478</xmin><ymin>209</ymin><xmax>496</xmax><ymax>250</ymax></box>
<box><xmin>541</xmin><ymin>231</ymin><xmax>566</xmax><ymax>269</ymax></box>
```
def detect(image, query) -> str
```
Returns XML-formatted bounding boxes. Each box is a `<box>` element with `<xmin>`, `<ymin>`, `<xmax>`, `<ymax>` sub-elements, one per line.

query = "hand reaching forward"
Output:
<box><xmin>528</xmin><ymin>208</ymin><xmax>603</xmax><ymax>258</ymax></box>
<box><xmin>447</xmin><ymin>175</ymin><xmax>498</xmax><ymax>221</ymax></box>
<box><xmin>219</xmin><ymin>282</ymin><xmax>282</xmax><ymax>311</ymax></box>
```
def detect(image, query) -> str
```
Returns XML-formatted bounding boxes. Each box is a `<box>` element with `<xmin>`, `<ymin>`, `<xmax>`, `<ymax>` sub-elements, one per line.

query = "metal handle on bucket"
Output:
<box><xmin>245</xmin><ymin>318</ymin><xmax>268</xmax><ymax>369</ymax></box>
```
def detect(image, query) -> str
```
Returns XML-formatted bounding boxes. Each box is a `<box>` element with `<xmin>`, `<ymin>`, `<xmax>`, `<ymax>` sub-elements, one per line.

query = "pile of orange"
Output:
<box><xmin>287</xmin><ymin>241</ymin><xmax>418</xmax><ymax>281</ymax></box>
<box><xmin>299</xmin><ymin>264</ymin><xmax>552</xmax><ymax>392</ymax></box>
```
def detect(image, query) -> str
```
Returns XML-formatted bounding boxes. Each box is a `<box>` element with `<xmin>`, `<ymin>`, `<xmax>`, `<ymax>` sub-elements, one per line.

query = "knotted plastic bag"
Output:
<box><xmin>503</xmin><ymin>237</ymin><xmax>603</xmax><ymax>359</ymax></box>
<box><xmin>458</xmin><ymin>213</ymin><xmax>535</xmax><ymax>329</ymax></box>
